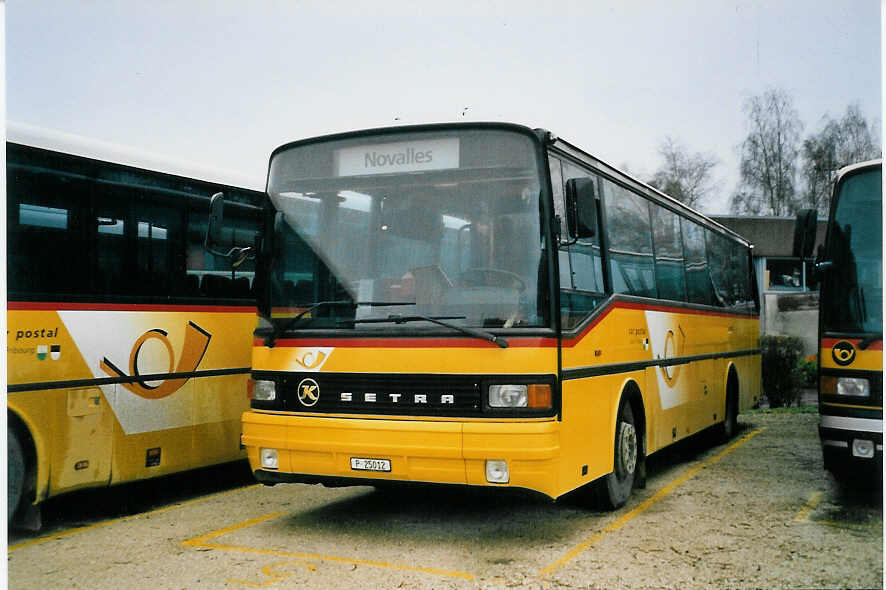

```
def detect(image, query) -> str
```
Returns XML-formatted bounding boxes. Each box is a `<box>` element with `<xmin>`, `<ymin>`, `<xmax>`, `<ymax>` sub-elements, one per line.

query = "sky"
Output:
<box><xmin>6</xmin><ymin>0</ymin><xmax>882</xmax><ymax>214</ymax></box>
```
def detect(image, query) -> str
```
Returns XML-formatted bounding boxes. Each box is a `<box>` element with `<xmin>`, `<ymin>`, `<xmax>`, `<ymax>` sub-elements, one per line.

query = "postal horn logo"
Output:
<box><xmin>293</xmin><ymin>347</ymin><xmax>334</xmax><ymax>371</ymax></box>
<box><xmin>832</xmin><ymin>340</ymin><xmax>856</xmax><ymax>367</ymax></box>
<box><xmin>297</xmin><ymin>378</ymin><xmax>320</xmax><ymax>407</ymax></box>
<box><xmin>657</xmin><ymin>326</ymin><xmax>686</xmax><ymax>386</ymax></box>
<box><xmin>100</xmin><ymin>321</ymin><xmax>211</xmax><ymax>400</ymax></box>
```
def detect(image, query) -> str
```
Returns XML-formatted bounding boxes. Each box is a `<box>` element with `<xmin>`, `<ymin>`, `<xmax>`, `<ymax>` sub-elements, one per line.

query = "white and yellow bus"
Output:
<box><xmin>7</xmin><ymin>124</ymin><xmax>263</xmax><ymax>523</ymax></box>
<box><xmin>225</xmin><ymin>123</ymin><xmax>761</xmax><ymax>508</ymax></box>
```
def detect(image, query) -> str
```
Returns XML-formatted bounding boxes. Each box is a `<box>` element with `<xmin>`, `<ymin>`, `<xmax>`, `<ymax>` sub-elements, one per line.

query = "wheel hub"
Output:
<box><xmin>618</xmin><ymin>421</ymin><xmax>638</xmax><ymax>476</ymax></box>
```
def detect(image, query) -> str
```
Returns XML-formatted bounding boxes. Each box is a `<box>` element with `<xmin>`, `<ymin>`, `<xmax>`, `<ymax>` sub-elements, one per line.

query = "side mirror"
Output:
<box><xmin>792</xmin><ymin>209</ymin><xmax>818</xmax><ymax>258</ymax></box>
<box><xmin>814</xmin><ymin>243</ymin><xmax>833</xmax><ymax>276</ymax></box>
<box><xmin>207</xmin><ymin>192</ymin><xmax>225</xmax><ymax>247</ymax></box>
<box><xmin>204</xmin><ymin>191</ymin><xmax>255</xmax><ymax>263</ymax></box>
<box><xmin>565</xmin><ymin>177</ymin><xmax>597</xmax><ymax>239</ymax></box>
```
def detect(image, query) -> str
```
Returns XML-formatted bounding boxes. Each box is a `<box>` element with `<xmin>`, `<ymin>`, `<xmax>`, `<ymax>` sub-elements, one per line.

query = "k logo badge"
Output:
<box><xmin>297</xmin><ymin>378</ymin><xmax>320</xmax><ymax>407</ymax></box>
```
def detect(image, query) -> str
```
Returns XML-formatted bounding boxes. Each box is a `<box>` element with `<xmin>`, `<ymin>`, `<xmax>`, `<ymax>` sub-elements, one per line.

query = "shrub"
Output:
<box><xmin>797</xmin><ymin>355</ymin><xmax>818</xmax><ymax>388</ymax></box>
<box><xmin>761</xmin><ymin>335</ymin><xmax>804</xmax><ymax>407</ymax></box>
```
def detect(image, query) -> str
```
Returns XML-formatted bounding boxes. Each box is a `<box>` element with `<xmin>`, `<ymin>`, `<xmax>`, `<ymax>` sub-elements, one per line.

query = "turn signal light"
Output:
<box><xmin>528</xmin><ymin>385</ymin><xmax>552</xmax><ymax>409</ymax></box>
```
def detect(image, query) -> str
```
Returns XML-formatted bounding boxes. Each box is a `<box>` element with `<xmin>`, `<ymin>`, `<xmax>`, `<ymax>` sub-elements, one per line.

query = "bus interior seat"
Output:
<box><xmin>202</xmin><ymin>274</ymin><xmax>232</xmax><ymax>298</ymax></box>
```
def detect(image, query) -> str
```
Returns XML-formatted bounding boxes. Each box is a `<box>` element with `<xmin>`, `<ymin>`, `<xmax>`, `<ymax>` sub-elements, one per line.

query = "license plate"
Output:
<box><xmin>350</xmin><ymin>457</ymin><xmax>391</xmax><ymax>472</ymax></box>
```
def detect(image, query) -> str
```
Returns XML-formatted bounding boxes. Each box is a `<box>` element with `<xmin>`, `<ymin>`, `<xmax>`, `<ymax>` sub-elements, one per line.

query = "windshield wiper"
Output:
<box><xmin>265</xmin><ymin>301</ymin><xmax>415</xmax><ymax>347</ymax></box>
<box><xmin>859</xmin><ymin>332</ymin><xmax>883</xmax><ymax>350</ymax></box>
<box><xmin>340</xmin><ymin>314</ymin><xmax>508</xmax><ymax>349</ymax></box>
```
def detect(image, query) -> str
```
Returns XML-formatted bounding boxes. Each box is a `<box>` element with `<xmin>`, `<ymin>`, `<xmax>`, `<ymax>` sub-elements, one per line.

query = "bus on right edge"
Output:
<box><xmin>816</xmin><ymin>159</ymin><xmax>882</xmax><ymax>481</ymax></box>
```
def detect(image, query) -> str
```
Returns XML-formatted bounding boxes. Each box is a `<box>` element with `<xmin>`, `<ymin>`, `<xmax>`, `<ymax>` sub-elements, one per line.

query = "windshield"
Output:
<box><xmin>821</xmin><ymin>167</ymin><xmax>882</xmax><ymax>335</ymax></box>
<box><xmin>266</xmin><ymin>127</ymin><xmax>549</xmax><ymax>331</ymax></box>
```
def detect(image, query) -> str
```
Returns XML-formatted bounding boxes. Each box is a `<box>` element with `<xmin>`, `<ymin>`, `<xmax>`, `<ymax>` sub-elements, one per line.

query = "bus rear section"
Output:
<box><xmin>816</xmin><ymin>160</ymin><xmax>883</xmax><ymax>478</ymax></box>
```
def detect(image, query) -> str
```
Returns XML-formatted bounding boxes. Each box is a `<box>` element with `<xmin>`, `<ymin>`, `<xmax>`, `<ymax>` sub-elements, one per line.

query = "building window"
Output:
<box><xmin>765</xmin><ymin>257</ymin><xmax>818</xmax><ymax>291</ymax></box>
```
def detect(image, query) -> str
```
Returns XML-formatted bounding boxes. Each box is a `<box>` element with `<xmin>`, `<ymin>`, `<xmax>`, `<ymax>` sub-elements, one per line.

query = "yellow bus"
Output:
<box><xmin>7</xmin><ymin>124</ymin><xmax>262</xmax><ymax>524</ymax></box>
<box><xmin>224</xmin><ymin>123</ymin><xmax>761</xmax><ymax>508</ymax></box>
<box><xmin>813</xmin><ymin>160</ymin><xmax>882</xmax><ymax>480</ymax></box>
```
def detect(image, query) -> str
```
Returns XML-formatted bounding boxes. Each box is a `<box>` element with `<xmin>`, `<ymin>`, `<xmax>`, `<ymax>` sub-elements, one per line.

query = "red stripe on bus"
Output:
<box><xmin>7</xmin><ymin>301</ymin><xmax>258</xmax><ymax>313</ymax></box>
<box><xmin>257</xmin><ymin>301</ymin><xmax>755</xmax><ymax>349</ymax></box>
<box><xmin>561</xmin><ymin>301</ymin><xmax>756</xmax><ymax>348</ymax></box>
<box><xmin>821</xmin><ymin>338</ymin><xmax>883</xmax><ymax>351</ymax></box>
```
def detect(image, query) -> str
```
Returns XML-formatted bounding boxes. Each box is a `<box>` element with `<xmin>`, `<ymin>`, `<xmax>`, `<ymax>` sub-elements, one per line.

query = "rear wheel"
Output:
<box><xmin>8</xmin><ymin>426</ymin><xmax>25</xmax><ymax>524</ymax></box>
<box><xmin>596</xmin><ymin>401</ymin><xmax>638</xmax><ymax>510</ymax></box>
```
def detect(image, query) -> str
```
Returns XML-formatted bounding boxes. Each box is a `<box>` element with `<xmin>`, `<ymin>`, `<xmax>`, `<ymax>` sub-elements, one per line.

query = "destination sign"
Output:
<box><xmin>335</xmin><ymin>137</ymin><xmax>459</xmax><ymax>176</ymax></box>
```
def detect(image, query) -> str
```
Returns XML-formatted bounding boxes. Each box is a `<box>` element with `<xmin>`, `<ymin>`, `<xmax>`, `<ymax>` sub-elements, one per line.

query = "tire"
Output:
<box><xmin>596</xmin><ymin>401</ymin><xmax>638</xmax><ymax>510</ymax></box>
<box><xmin>723</xmin><ymin>394</ymin><xmax>738</xmax><ymax>441</ymax></box>
<box><xmin>719</xmin><ymin>375</ymin><xmax>739</xmax><ymax>442</ymax></box>
<box><xmin>8</xmin><ymin>426</ymin><xmax>25</xmax><ymax>524</ymax></box>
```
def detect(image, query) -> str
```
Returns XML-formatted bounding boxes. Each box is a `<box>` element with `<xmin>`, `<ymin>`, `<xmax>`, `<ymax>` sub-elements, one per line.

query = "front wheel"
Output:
<box><xmin>8</xmin><ymin>426</ymin><xmax>25</xmax><ymax>524</ymax></box>
<box><xmin>596</xmin><ymin>401</ymin><xmax>638</xmax><ymax>510</ymax></box>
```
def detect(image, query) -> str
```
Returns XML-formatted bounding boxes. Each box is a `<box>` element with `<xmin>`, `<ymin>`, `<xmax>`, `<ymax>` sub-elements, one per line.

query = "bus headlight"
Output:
<box><xmin>836</xmin><ymin>377</ymin><xmax>870</xmax><ymax>397</ymax></box>
<box><xmin>489</xmin><ymin>385</ymin><xmax>528</xmax><ymax>407</ymax></box>
<box><xmin>488</xmin><ymin>384</ymin><xmax>552</xmax><ymax>409</ymax></box>
<box><xmin>253</xmin><ymin>379</ymin><xmax>277</xmax><ymax>401</ymax></box>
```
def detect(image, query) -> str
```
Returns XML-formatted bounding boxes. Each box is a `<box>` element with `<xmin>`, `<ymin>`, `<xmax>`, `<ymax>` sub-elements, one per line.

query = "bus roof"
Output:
<box><xmin>835</xmin><ymin>158</ymin><xmax>882</xmax><ymax>184</ymax></box>
<box><xmin>7</xmin><ymin>121</ymin><xmax>264</xmax><ymax>191</ymax></box>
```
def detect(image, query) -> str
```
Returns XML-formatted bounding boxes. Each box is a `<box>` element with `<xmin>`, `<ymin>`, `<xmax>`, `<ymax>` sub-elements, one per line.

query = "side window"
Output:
<box><xmin>651</xmin><ymin>205</ymin><xmax>686</xmax><ymax>302</ymax></box>
<box><xmin>186</xmin><ymin>198</ymin><xmax>260</xmax><ymax>301</ymax></box>
<box><xmin>733</xmin><ymin>244</ymin><xmax>753</xmax><ymax>311</ymax></box>
<box><xmin>548</xmin><ymin>156</ymin><xmax>567</xmax><ymax>239</ymax></box>
<box><xmin>602</xmin><ymin>179</ymin><xmax>655</xmax><ymax>298</ymax></box>
<box><xmin>681</xmin><ymin>219</ymin><xmax>715</xmax><ymax>306</ymax></box>
<box><xmin>7</xmin><ymin>149</ymin><xmax>90</xmax><ymax>297</ymax></box>
<box><xmin>92</xmin><ymin>187</ymin><xmax>135</xmax><ymax>297</ymax></box>
<box><xmin>134</xmin><ymin>196</ymin><xmax>183</xmax><ymax>297</ymax></box>
<box><xmin>548</xmin><ymin>156</ymin><xmax>573</xmax><ymax>294</ymax></box>
<box><xmin>705</xmin><ymin>229</ymin><xmax>734</xmax><ymax>308</ymax></box>
<box><xmin>561</xmin><ymin>161</ymin><xmax>604</xmax><ymax>295</ymax></box>
<box><xmin>550</xmin><ymin>154</ymin><xmax>605</xmax><ymax>330</ymax></box>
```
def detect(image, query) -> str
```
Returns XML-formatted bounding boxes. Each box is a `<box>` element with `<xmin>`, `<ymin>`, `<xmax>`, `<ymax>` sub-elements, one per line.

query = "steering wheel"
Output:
<box><xmin>457</xmin><ymin>268</ymin><xmax>526</xmax><ymax>292</ymax></box>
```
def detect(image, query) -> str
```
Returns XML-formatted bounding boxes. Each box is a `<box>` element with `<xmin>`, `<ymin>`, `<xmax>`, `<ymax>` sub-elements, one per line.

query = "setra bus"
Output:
<box><xmin>221</xmin><ymin>122</ymin><xmax>761</xmax><ymax>508</ymax></box>
<box><xmin>7</xmin><ymin>124</ymin><xmax>263</xmax><ymax>523</ymax></box>
<box><xmin>811</xmin><ymin>159</ymin><xmax>883</xmax><ymax>480</ymax></box>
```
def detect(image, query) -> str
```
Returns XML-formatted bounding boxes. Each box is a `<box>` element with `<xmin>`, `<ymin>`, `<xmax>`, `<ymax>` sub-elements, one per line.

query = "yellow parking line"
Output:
<box><xmin>181</xmin><ymin>511</ymin><xmax>475</xmax><ymax>581</ymax></box>
<box><xmin>182</xmin><ymin>511</ymin><xmax>287</xmax><ymax>547</ymax></box>
<box><xmin>794</xmin><ymin>492</ymin><xmax>881</xmax><ymax>530</ymax></box>
<box><xmin>9</xmin><ymin>483</ymin><xmax>262</xmax><ymax>552</ymax></box>
<box><xmin>537</xmin><ymin>428</ymin><xmax>766</xmax><ymax>578</ymax></box>
<box><xmin>794</xmin><ymin>491</ymin><xmax>824</xmax><ymax>523</ymax></box>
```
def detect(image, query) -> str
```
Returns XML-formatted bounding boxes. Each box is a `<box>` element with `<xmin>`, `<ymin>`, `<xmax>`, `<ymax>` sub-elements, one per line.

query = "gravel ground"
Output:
<box><xmin>8</xmin><ymin>411</ymin><xmax>883</xmax><ymax>589</ymax></box>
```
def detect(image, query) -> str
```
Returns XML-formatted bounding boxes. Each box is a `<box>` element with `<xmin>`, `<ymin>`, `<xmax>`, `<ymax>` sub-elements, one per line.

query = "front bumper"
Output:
<box><xmin>819</xmin><ymin>414</ymin><xmax>883</xmax><ymax>471</ymax></box>
<box><xmin>242</xmin><ymin>410</ymin><xmax>562</xmax><ymax>498</ymax></box>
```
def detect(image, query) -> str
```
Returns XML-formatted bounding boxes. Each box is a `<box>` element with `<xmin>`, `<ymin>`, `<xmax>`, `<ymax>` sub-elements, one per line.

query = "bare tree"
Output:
<box><xmin>801</xmin><ymin>103</ymin><xmax>881</xmax><ymax>215</ymax></box>
<box><xmin>730</xmin><ymin>89</ymin><xmax>804</xmax><ymax>216</ymax></box>
<box><xmin>649</xmin><ymin>136</ymin><xmax>719</xmax><ymax>210</ymax></box>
